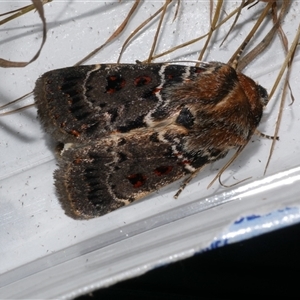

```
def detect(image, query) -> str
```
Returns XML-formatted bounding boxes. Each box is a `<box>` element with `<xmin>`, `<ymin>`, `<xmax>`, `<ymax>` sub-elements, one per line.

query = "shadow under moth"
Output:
<box><xmin>34</xmin><ymin>62</ymin><xmax>268</xmax><ymax>219</ymax></box>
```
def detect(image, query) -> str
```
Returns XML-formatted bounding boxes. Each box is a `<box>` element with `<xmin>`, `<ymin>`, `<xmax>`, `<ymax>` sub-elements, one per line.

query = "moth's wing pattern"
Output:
<box><xmin>34</xmin><ymin>62</ymin><xmax>269</xmax><ymax>219</ymax></box>
<box><xmin>34</xmin><ymin>63</ymin><xmax>213</xmax><ymax>143</ymax></box>
<box><xmin>55</xmin><ymin>130</ymin><xmax>192</xmax><ymax>219</ymax></box>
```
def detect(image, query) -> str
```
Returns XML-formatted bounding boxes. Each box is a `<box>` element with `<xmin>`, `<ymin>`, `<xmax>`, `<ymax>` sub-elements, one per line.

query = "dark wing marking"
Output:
<box><xmin>34</xmin><ymin>63</ymin><xmax>213</xmax><ymax>143</ymax></box>
<box><xmin>55</xmin><ymin>130</ymin><xmax>190</xmax><ymax>219</ymax></box>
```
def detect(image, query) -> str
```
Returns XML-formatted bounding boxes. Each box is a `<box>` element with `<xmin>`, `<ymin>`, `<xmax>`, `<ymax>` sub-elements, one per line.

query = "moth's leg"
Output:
<box><xmin>174</xmin><ymin>166</ymin><xmax>206</xmax><ymax>199</ymax></box>
<box><xmin>255</xmin><ymin>129</ymin><xmax>279</xmax><ymax>140</ymax></box>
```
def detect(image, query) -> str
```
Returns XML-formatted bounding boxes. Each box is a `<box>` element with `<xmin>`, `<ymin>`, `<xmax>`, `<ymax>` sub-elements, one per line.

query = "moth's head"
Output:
<box><xmin>257</xmin><ymin>84</ymin><xmax>269</xmax><ymax>107</ymax></box>
<box><xmin>237</xmin><ymin>73</ymin><xmax>269</xmax><ymax>112</ymax></box>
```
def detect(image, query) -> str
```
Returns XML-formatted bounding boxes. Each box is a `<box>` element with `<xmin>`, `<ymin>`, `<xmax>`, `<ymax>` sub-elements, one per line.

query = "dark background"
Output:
<box><xmin>76</xmin><ymin>222</ymin><xmax>300</xmax><ymax>299</ymax></box>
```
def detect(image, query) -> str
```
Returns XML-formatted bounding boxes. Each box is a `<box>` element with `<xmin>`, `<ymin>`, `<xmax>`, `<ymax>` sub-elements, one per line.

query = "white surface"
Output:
<box><xmin>0</xmin><ymin>1</ymin><xmax>300</xmax><ymax>299</ymax></box>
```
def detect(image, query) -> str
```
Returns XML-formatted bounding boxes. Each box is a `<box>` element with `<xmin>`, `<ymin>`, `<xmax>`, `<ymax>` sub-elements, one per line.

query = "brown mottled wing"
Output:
<box><xmin>34</xmin><ymin>64</ymin><xmax>164</xmax><ymax>143</ymax></box>
<box><xmin>33</xmin><ymin>63</ymin><xmax>215</xmax><ymax>144</ymax></box>
<box><xmin>55</xmin><ymin>130</ymin><xmax>190</xmax><ymax>219</ymax></box>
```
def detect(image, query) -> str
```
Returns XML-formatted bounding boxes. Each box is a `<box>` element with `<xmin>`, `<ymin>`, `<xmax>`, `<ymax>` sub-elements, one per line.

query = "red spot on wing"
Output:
<box><xmin>154</xmin><ymin>166</ymin><xmax>173</xmax><ymax>176</ymax></box>
<box><xmin>134</xmin><ymin>75</ymin><xmax>152</xmax><ymax>86</ymax></box>
<box><xmin>106</xmin><ymin>88</ymin><xmax>115</xmax><ymax>94</ymax></box>
<box><xmin>105</xmin><ymin>75</ymin><xmax>126</xmax><ymax>94</ymax></box>
<box><xmin>177</xmin><ymin>160</ymin><xmax>191</xmax><ymax>166</ymax></box>
<box><xmin>153</xmin><ymin>87</ymin><xmax>161</xmax><ymax>94</ymax></box>
<box><xmin>70</xmin><ymin>129</ymin><xmax>80</xmax><ymax>137</ymax></box>
<box><xmin>182</xmin><ymin>160</ymin><xmax>191</xmax><ymax>164</ymax></box>
<box><xmin>127</xmin><ymin>173</ymin><xmax>147</xmax><ymax>188</ymax></box>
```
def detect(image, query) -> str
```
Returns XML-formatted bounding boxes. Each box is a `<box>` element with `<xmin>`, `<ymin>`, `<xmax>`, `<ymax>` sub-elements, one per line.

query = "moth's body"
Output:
<box><xmin>34</xmin><ymin>62</ymin><xmax>268</xmax><ymax>219</ymax></box>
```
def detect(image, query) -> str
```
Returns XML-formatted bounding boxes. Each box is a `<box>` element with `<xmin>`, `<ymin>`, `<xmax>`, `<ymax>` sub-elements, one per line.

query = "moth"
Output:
<box><xmin>34</xmin><ymin>62</ymin><xmax>268</xmax><ymax>219</ymax></box>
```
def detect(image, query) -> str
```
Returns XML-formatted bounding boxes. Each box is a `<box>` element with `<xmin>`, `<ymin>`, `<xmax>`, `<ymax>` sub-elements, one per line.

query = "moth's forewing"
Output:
<box><xmin>34</xmin><ymin>63</ymin><xmax>220</xmax><ymax>143</ymax></box>
<box><xmin>55</xmin><ymin>130</ymin><xmax>189</xmax><ymax>219</ymax></box>
<box><xmin>35</xmin><ymin>64</ymin><xmax>163</xmax><ymax>143</ymax></box>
